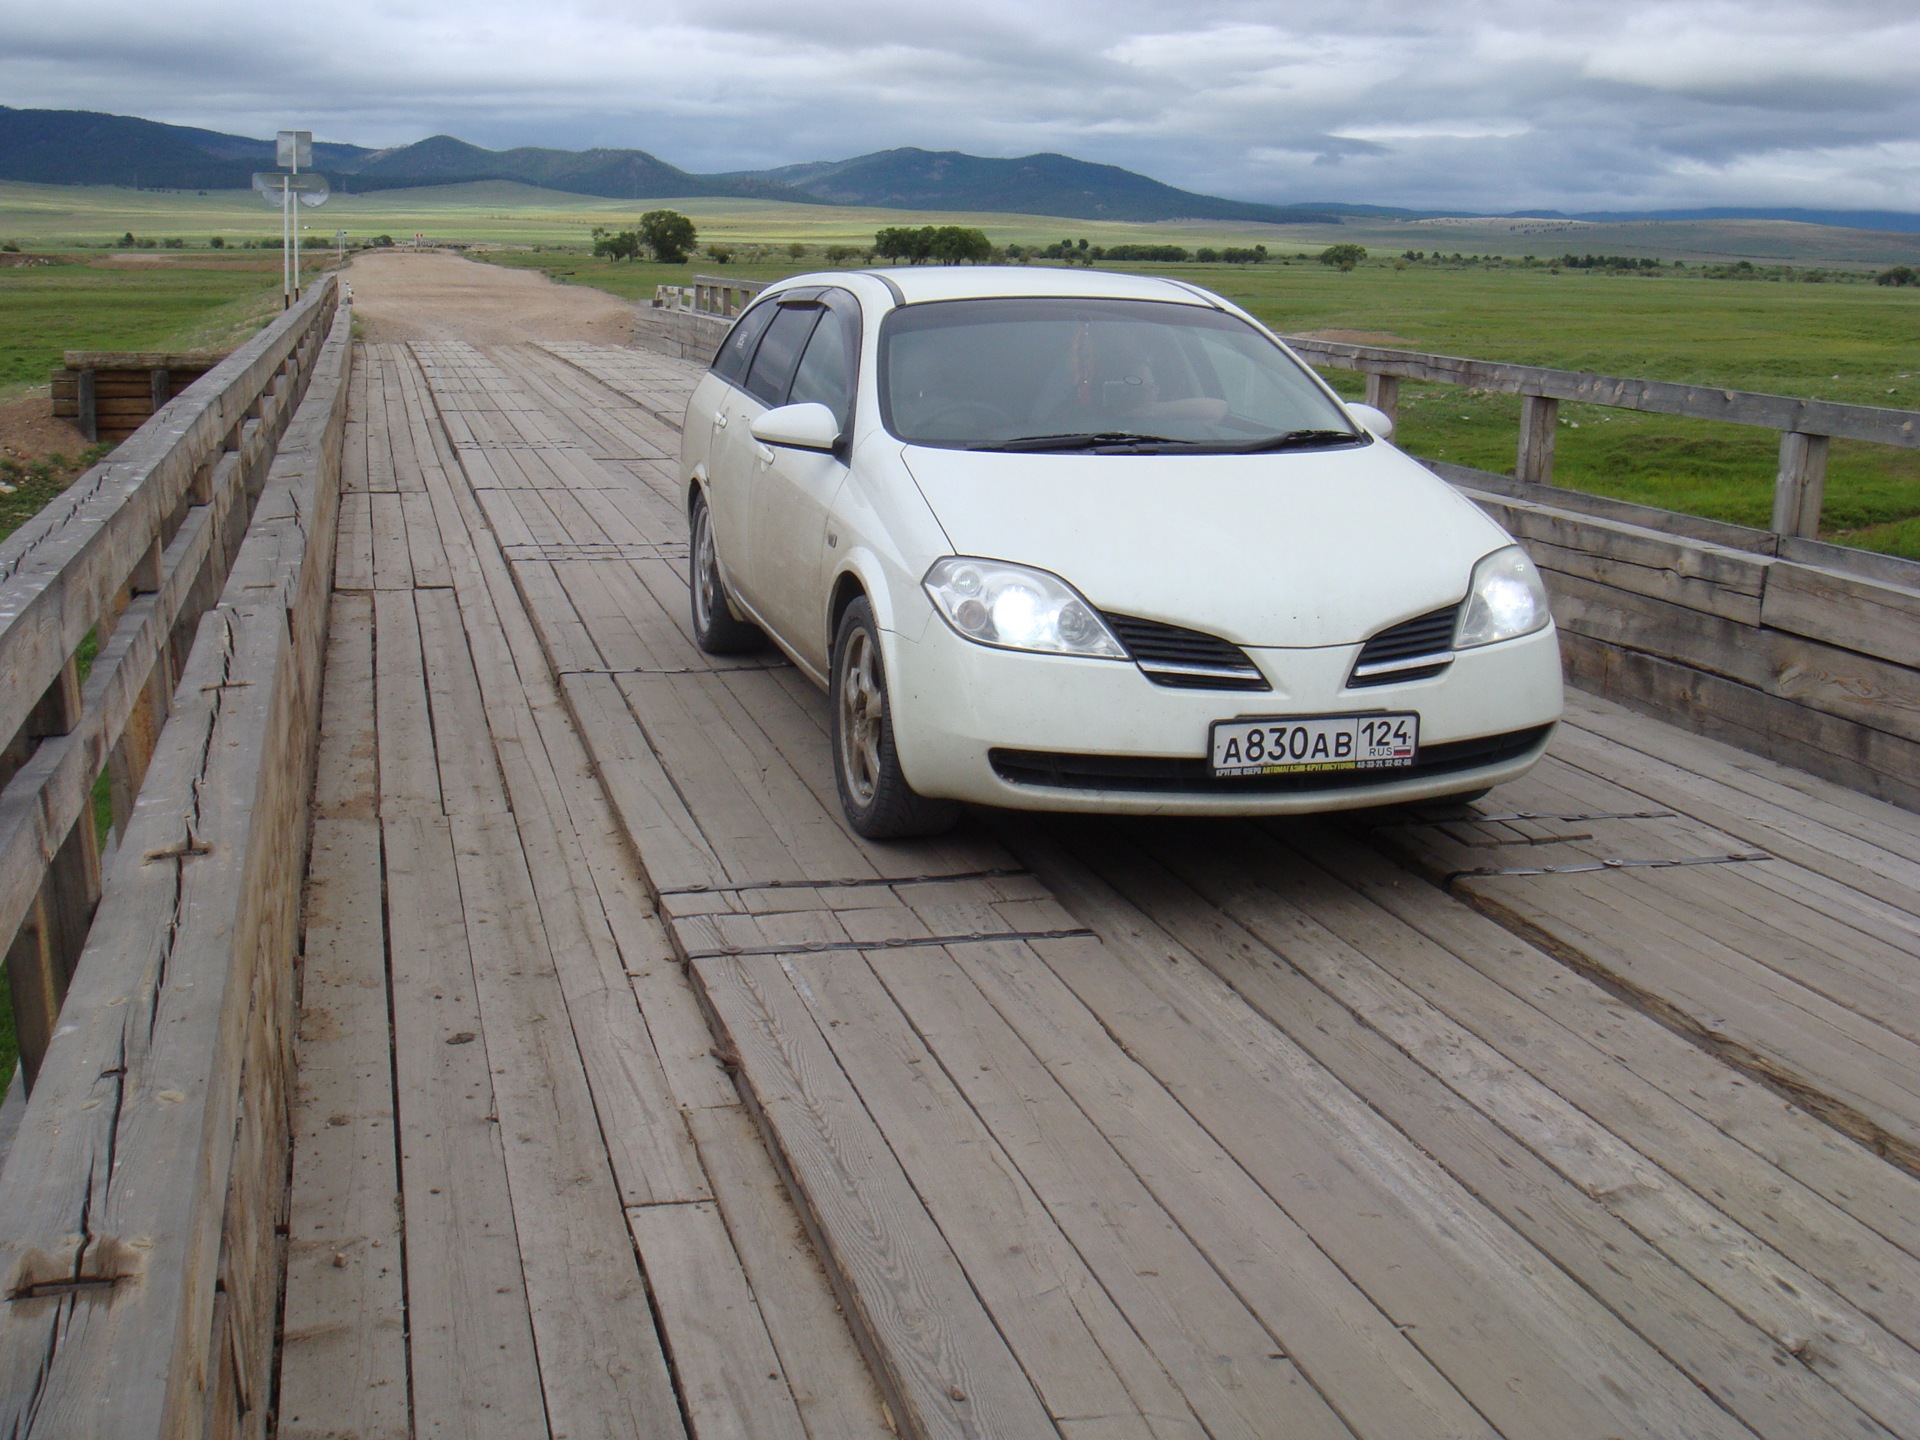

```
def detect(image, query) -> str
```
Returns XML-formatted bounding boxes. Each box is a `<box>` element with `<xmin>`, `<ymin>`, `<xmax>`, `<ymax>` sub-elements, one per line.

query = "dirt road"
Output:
<box><xmin>345</xmin><ymin>249</ymin><xmax>637</xmax><ymax>346</ymax></box>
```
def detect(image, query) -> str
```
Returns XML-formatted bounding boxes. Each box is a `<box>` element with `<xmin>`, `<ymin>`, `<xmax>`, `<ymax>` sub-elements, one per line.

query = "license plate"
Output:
<box><xmin>1209</xmin><ymin>713</ymin><xmax>1419</xmax><ymax>776</ymax></box>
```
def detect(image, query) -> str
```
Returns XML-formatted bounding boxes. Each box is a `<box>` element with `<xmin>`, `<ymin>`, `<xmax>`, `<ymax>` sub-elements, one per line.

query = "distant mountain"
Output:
<box><xmin>339</xmin><ymin>134</ymin><xmax>792</xmax><ymax>200</ymax></box>
<box><xmin>4</xmin><ymin>108</ymin><xmax>1916</xmax><ymax>235</ymax></box>
<box><xmin>0</xmin><ymin>107</ymin><xmax>368</xmax><ymax>188</ymax></box>
<box><xmin>1555</xmin><ymin>206</ymin><xmax>1920</xmax><ymax>235</ymax></box>
<box><xmin>0</xmin><ymin>109</ymin><xmax>1340</xmax><ymax>220</ymax></box>
<box><xmin>0</xmin><ymin>109</ymin><xmax>811</xmax><ymax>202</ymax></box>
<box><xmin>719</xmin><ymin>148</ymin><xmax>1345</xmax><ymax>225</ymax></box>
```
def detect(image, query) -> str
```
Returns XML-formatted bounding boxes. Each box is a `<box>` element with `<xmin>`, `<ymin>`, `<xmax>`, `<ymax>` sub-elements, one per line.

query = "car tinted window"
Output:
<box><xmin>743</xmin><ymin>304</ymin><xmax>822</xmax><ymax>407</ymax></box>
<box><xmin>878</xmin><ymin>297</ymin><xmax>1355</xmax><ymax>450</ymax></box>
<box><xmin>786</xmin><ymin>303</ymin><xmax>854</xmax><ymax>429</ymax></box>
<box><xmin>712</xmin><ymin>301</ymin><xmax>778</xmax><ymax>385</ymax></box>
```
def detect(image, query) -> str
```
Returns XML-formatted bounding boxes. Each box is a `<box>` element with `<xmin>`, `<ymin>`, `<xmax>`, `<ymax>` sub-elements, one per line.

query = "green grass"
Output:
<box><xmin>0</xmin><ymin>252</ymin><xmax>288</xmax><ymax>398</ymax></box>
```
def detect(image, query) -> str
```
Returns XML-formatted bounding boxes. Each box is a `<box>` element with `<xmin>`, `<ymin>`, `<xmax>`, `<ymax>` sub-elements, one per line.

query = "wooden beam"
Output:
<box><xmin>1517</xmin><ymin>394</ymin><xmax>1558</xmax><ymax>484</ymax></box>
<box><xmin>1772</xmin><ymin>431</ymin><xmax>1829</xmax><ymax>538</ymax></box>
<box><xmin>1363</xmin><ymin>371</ymin><xmax>1399</xmax><ymax>424</ymax></box>
<box><xmin>76</xmin><ymin>367</ymin><xmax>96</xmax><ymax>443</ymax></box>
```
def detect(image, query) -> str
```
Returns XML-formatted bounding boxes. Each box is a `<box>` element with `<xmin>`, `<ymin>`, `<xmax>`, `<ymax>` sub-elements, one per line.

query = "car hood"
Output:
<box><xmin>900</xmin><ymin>443</ymin><xmax>1512</xmax><ymax>648</ymax></box>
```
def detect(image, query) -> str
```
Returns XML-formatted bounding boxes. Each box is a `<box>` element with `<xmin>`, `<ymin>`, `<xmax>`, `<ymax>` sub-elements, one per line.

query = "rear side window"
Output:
<box><xmin>787</xmin><ymin>304</ymin><xmax>855</xmax><ymax>430</ymax></box>
<box><xmin>743</xmin><ymin>304</ymin><xmax>823</xmax><ymax>406</ymax></box>
<box><xmin>712</xmin><ymin>301</ymin><xmax>778</xmax><ymax>385</ymax></box>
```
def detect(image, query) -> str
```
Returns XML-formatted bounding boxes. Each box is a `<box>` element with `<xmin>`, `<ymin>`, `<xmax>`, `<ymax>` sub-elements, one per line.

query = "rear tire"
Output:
<box><xmin>831</xmin><ymin>598</ymin><xmax>960</xmax><ymax>840</ymax></box>
<box><xmin>689</xmin><ymin>490</ymin><xmax>763</xmax><ymax>654</ymax></box>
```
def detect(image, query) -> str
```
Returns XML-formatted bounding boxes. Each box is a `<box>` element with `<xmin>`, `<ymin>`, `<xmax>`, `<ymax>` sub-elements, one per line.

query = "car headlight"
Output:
<box><xmin>1456</xmin><ymin>545</ymin><xmax>1552</xmax><ymax>649</ymax></box>
<box><xmin>923</xmin><ymin>557</ymin><xmax>1127</xmax><ymax>659</ymax></box>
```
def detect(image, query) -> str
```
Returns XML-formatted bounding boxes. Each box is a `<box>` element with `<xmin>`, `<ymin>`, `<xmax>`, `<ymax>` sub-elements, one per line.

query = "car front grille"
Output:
<box><xmin>1101</xmin><ymin>613</ymin><xmax>1270</xmax><ymax>692</ymax></box>
<box><xmin>1348</xmin><ymin>603</ymin><xmax>1461</xmax><ymax>688</ymax></box>
<box><xmin>989</xmin><ymin>725</ymin><xmax>1551</xmax><ymax>795</ymax></box>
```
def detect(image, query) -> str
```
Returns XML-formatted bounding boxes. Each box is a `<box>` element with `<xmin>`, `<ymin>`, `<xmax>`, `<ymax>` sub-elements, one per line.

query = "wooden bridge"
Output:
<box><xmin>4</xmin><ymin>264</ymin><xmax>1920</xmax><ymax>1439</ymax></box>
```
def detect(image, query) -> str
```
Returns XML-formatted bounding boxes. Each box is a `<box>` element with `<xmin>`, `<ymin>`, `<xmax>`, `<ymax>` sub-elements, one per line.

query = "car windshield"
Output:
<box><xmin>878</xmin><ymin>296</ymin><xmax>1362</xmax><ymax>452</ymax></box>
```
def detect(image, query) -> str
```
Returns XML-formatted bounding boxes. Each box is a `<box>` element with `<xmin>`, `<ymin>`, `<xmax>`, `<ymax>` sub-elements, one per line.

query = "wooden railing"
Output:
<box><xmin>1284</xmin><ymin>337</ymin><xmax>1920</xmax><ymax>541</ymax></box>
<box><xmin>0</xmin><ymin>276</ymin><xmax>353</xmax><ymax>1436</ymax></box>
<box><xmin>655</xmin><ymin>274</ymin><xmax>768</xmax><ymax>318</ymax></box>
<box><xmin>1279</xmin><ymin>338</ymin><xmax>1920</xmax><ymax>810</ymax></box>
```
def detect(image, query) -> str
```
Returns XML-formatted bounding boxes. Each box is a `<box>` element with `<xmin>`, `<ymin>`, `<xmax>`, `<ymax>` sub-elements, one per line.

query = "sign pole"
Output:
<box><xmin>290</xmin><ymin>146</ymin><xmax>300</xmax><ymax>300</ymax></box>
<box><xmin>256</xmin><ymin>134</ymin><xmax>324</xmax><ymax>308</ymax></box>
<box><xmin>281</xmin><ymin>176</ymin><xmax>292</xmax><ymax>307</ymax></box>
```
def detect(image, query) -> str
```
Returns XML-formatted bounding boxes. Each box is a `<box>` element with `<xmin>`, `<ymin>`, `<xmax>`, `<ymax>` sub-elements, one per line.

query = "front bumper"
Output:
<box><xmin>885</xmin><ymin>618</ymin><xmax>1564</xmax><ymax>815</ymax></box>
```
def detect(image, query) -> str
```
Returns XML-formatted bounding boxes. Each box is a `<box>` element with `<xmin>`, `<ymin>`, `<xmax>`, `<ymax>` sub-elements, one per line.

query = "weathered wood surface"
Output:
<box><xmin>274</xmin><ymin>342</ymin><xmax>891</xmax><ymax>1439</ymax></box>
<box><xmin>1453</xmin><ymin>476</ymin><xmax>1920</xmax><ymax>811</ymax></box>
<box><xmin>0</xmin><ymin>293</ymin><xmax>352</xmax><ymax>1437</ymax></box>
<box><xmin>314</xmin><ymin>337</ymin><xmax>1918</xmax><ymax>1440</ymax></box>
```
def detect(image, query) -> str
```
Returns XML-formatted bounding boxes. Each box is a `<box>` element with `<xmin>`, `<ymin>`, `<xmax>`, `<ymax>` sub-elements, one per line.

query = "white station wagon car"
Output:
<box><xmin>679</xmin><ymin>267</ymin><xmax>1562</xmax><ymax>837</ymax></box>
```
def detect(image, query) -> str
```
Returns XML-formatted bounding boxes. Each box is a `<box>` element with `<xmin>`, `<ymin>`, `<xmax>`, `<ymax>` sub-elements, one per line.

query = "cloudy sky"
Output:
<box><xmin>5</xmin><ymin>0</ymin><xmax>1917</xmax><ymax>211</ymax></box>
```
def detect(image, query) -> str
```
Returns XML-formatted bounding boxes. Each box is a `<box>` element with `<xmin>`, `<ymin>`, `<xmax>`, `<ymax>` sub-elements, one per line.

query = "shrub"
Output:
<box><xmin>1877</xmin><ymin>266</ymin><xmax>1918</xmax><ymax>287</ymax></box>
<box><xmin>1099</xmin><ymin>244</ymin><xmax>1191</xmax><ymax>263</ymax></box>
<box><xmin>1318</xmin><ymin>243</ymin><xmax>1367</xmax><ymax>272</ymax></box>
<box><xmin>591</xmin><ymin>225</ymin><xmax>642</xmax><ymax>262</ymax></box>
<box><xmin>874</xmin><ymin>225</ymin><xmax>993</xmax><ymax>264</ymax></box>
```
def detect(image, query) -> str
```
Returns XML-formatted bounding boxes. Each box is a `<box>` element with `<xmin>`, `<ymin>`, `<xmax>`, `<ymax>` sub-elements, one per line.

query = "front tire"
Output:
<box><xmin>831</xmin><ymin>598</ymin><xmax>960</xmax><ymax>840</ymax></box>
<box><xmin>689</xmin><ymin>490</ymin><xmax>763</xmax><ymax>654</ymax></box>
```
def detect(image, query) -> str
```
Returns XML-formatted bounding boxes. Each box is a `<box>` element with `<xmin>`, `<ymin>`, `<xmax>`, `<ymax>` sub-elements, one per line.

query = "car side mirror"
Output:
<box><xmin>750</xmin><ymin>402</ymin><xmax>841</xmax><ymax>452</ymax></box>
<box><xmin>1347</xmin><ymin>403</ymin><xmax>1395</xmax><ymax>442</ymax></box>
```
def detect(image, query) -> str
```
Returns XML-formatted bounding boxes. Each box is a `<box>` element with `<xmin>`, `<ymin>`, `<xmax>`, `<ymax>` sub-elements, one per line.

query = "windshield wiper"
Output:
<box><xmin>1228</xmin><ymin>428</ymin><xmax>1365</xmax><ymax>453</ymax></box>
<box><xmin>967</xmin><ymin>431</ymin><xmax>1183</xmax><ymax>453</ymax></box>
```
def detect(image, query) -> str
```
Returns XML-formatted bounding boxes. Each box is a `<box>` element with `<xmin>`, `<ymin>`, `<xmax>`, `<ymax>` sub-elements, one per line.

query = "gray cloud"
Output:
<box><xmin>2</xmin><ymin>0</ymin><xmax>1915</xmax><ymax>211</ymax></box>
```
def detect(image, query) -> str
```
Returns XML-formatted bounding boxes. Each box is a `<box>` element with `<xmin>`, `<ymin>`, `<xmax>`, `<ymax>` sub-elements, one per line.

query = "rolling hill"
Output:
<box><xmin>716</xmin><ymin>148</ymin><xmax>1345</xmax><ymax>224</ymax></box>
<box><xmin>4</xmin><ymin>107</ymin><xmax>1916</xmax><ymax>236</ymax></box>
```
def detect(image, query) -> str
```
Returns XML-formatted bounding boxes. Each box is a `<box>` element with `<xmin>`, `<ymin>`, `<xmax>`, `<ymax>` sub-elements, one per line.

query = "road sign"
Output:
<box><xmin>277</xmin><ymin>130</ymin><xmax>312</xmax><ymax>169</ymax></box>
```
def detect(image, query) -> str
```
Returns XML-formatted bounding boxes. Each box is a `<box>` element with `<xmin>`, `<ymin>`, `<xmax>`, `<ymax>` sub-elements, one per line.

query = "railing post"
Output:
<box><xmin>1517</xmin><ymin>394</ymin><xmax>1558</xmax><ymax>484</ymax></box>
<box><xmin>77</xmin><ymin>367</ymin><xmax>97</xmax><ymax>443</ymax></box>
<box><xmin>1772</xmin><ymin>431</ymin><xmax>1829</xmax><ymax>539</ymax></box>
<box><xmin>1364</xmin><ymin>372</ymin><xmax>1400</xmax><ymax>426</ymax></box>
<box><xmin>4</xmin><ymin>658</ymin><xmax>102</xmax><ymax>1093</ymax></box>
<box><xmin>150</xmin><ymin>366</ymin><xmax>171</xmax><ymax>415</ymax></box>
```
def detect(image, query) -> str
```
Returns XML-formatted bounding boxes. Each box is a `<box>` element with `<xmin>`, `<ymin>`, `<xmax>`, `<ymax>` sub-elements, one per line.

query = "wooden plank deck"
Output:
<box><xmin>278</xmin><ymin>338</ymin><xmax>1920</xmax><ymax>1440</ymax></box>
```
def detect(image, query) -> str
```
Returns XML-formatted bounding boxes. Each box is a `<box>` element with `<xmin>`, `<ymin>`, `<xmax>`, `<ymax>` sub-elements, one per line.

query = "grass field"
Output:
<box><xmin>8</xmin><ymin>178</ymin><xmax>1920</xmax><ymax>265</ymax></box>
<box><xmin>0</xmin><ymin>253</ymin><xmax>292</xmax><ymax>399</ymax></box>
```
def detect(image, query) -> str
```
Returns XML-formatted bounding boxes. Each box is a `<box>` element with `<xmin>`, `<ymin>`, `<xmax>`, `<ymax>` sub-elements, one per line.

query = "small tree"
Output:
<box><xmin>1318</xmin><ymin>243</ymin><xmax>1367</xmax><ymax>272</ymax></box>
<box><xmin>1877</xmin><ymin>265</ymin><xmax>1917</xmax><ymax>287</ymax></box>
<box><xmin>638</xmin><ymin>210</ymin><xmax>697</xmax><ymax>264</ymax></box>
<box><xmin>786</xmin><ymin>241</ymin><xmax>808</xmax><ymax>260</ymax></box>
<box><xmin>591</xmin><ymin>225</ymin><xmax>642</xmax><ymax>262</ymax></box>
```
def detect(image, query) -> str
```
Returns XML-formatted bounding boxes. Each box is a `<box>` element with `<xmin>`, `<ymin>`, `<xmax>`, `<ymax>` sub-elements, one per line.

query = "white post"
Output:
<box><xmin>290</xmin><ymin>148</ymin><xmax>301</xmax><ymax>301</ymax></box>
<box><xmin>281</xmin><ymin>177</ymin><xmax>292</xmax><ymax>308</ymax></box>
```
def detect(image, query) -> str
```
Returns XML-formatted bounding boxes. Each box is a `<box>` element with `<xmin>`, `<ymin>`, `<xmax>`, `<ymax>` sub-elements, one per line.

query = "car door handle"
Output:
<box><xmin>755</xmin><ymin>444</ymin><xmax>776</xmax><ymax>465</ymax></box>
<box><xmin>713</xmin><ymin>411</ymin><xmax>728</xmax><ymax>429</ymax></box>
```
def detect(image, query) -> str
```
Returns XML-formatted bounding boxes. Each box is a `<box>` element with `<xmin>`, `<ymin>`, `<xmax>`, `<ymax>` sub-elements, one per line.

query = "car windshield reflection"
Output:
<box><xmin>879</xmin><ymin>297</ymin><xmax>1361</xmax><ymax>451</ymax></box>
